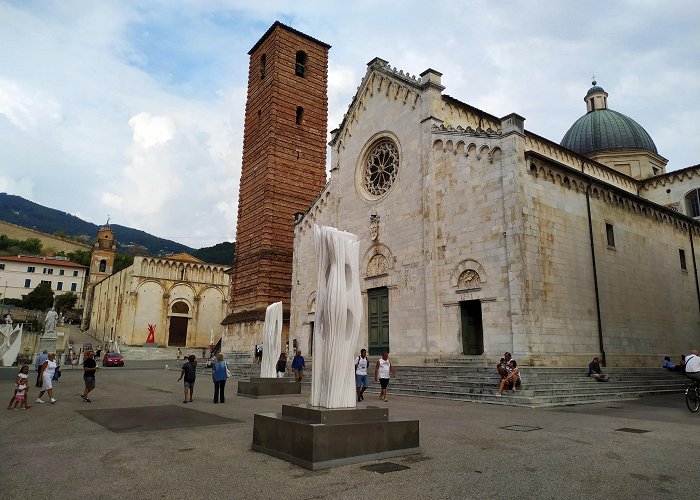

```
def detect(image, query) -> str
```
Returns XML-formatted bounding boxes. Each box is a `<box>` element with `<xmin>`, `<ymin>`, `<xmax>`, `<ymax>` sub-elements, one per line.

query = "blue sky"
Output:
<box><xmin>1</xmin><ymin>1</ymin><xmax>698</xmax><ymax>248</ymax></box>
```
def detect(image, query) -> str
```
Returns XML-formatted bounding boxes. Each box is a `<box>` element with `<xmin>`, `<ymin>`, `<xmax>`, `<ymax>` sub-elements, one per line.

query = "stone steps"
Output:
<box><xmin>171</xmin><ymin>358</ymin><xmax>688</xmax><ymax>407</ymax></box>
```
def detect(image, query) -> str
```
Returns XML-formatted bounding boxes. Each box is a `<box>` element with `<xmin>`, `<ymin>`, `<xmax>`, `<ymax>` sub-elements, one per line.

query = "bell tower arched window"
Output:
<box><xmin>295</xmin><ymin>51</ymin><xmax>307</xmax><ymax>77</ymax></box>
<box><xmin>99</xmin><ymin>259</ymin><xmax>106</xmax><ymax>272</ymax></box>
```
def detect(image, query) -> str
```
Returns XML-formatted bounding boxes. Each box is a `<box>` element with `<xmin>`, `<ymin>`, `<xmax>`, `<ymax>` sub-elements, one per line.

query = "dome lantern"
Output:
<box><xmin>585</xmin><ymin>80</ymin><xmax>608</xmax><ymax>112</ymax></box>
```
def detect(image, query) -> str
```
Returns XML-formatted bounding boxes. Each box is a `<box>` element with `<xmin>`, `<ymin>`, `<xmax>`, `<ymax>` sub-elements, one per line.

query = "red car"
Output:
<box><xmin>102</xmin><ymin>353</ymin><xmax>124</xmax><ymax>367</ymax></box>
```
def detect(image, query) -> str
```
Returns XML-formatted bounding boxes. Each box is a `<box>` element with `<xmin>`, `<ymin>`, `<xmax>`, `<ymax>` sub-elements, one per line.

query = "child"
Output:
<box><xmin>7</xmin><ymin>365</ymin><xmax>31</xmax><ymax>410</ymax></box>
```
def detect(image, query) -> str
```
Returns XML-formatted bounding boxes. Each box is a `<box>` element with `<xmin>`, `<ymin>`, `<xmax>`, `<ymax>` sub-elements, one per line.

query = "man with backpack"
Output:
<box><xmin>355</xmin><ymin>348</ymin><xmax>370</xmax><ymax>402</ymax></box>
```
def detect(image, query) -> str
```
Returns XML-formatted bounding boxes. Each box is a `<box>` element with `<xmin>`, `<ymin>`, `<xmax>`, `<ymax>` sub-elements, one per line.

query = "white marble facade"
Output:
<box><xmin>289</xmin><ymin>58</ymin><xmax>700</xmax><ymax>367</ymax></box>
<box><xmin>89</xmin><ymin>255</ymin><xmax>228</xmax><ymax>349</ymax></box>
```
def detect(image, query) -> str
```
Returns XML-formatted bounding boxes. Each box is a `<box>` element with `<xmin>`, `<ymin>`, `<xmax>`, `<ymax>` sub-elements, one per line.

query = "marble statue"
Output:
<box><xmin>260</xmin><ymin>301</ymin><xmax>283</xmax><ymax>378</ymax></box>
<box><xmin>310</xmin><ymin>225</ymin><xmax>362</xmax><ymax>408</ymax></box>
<box><xmin>0</xmin><ymin>321</ymin><xmax>22</xmax><ymax>366</ymax></box>
<box><xmin>44</xmin><ymin>308</ymin><xmax>58</xmax><ymax>335</ymax></box>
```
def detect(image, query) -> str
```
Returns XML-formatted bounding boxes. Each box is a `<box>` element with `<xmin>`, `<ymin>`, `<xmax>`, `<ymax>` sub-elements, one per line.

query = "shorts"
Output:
<box><xmin>184</xmin><ymin>380</ymin><xmax>195</xmax><ymax>389</ymax></box>
<box><xmin>84</xmin><ymin>376</ymin><xmax>96</xmax><ymax>390</ymax></box>
<box><xmin>379</xmin><ymin>378</ymin><xmax>390</xmax><ymax>389</ymax></box>
<box><xmin>14</xmin><ymin>394</ymin><xmax>25</xmax><ymax>402</ymax></box>
<box><xmin>355</xmin><ymin>374</ymin><xmax>369</xmax><ymax>388</ymax></box>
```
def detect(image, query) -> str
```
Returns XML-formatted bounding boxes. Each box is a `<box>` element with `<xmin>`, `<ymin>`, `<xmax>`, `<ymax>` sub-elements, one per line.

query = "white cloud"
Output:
<box><xmin>0</xmin><ymin>0</ymin><xmax>697</xmax><ymax>249</ymax></box>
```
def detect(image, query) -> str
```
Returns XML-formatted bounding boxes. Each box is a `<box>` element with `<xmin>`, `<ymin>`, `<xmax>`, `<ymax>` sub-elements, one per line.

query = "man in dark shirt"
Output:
<box><xmin>588</xmin><ymin>357</ymin><xmax>609</xmax><ymax>382</ymax></box>
<box><xmin>82</xmin><ymin>350</ymin><xmax>99</xmax><ymax>403</ymax></box>
<box><xmin>178</xmin><ymin>355</ymin><xmax>197</xmax><ymax>403</ymax></box>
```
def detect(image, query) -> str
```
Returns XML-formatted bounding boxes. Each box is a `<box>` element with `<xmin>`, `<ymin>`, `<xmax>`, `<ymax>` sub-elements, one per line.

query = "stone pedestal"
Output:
<box><xmin>238</xmin><ymin>377</ymin><xmax>301</xmax><ymax>398</ymax></box>
<box><xmin>39</xmin><ymin>334</ymin><xmax>58</xmax><ymax>354</ymax></box>
<box><xmin>252</xmin><ymin>404</ymin><xmax>420</xmax><ymax>470</ymax></box>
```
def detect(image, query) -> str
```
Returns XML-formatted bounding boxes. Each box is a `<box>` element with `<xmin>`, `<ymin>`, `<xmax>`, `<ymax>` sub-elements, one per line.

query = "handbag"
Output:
<box><xmin>225</xmin><ymin>361</ymin><xmax>232</xmax><ymax>378</ymax></box>
<box><xmin>52</xmin><ymin>367</ymin><xmax>61</xmax><ymax>381</ymax></box>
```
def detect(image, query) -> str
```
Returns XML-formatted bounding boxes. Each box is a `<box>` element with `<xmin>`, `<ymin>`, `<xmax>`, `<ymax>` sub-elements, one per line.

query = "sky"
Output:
<box><xmin>1</xmin><ymin>1</ymin><xmax>698</xmax><ymax>249</ymax></box>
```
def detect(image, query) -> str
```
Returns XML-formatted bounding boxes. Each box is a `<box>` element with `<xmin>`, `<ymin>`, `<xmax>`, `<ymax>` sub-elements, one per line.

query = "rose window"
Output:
<box><xmin>362</xmin><ymin>140</ymin><xmax>399</xmax><ymax>197</ymax></box>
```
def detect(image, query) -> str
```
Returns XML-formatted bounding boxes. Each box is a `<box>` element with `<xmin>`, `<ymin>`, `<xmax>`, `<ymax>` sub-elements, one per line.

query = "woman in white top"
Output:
<box><xmin>374</xmin><ymin>352</ymin><xmax>396</xmax><ymax>402</ymax></box>
<box><xmin>36</xmin><ymin>353</ymin><xmax>58</xmax><ymax>404</ymax></box>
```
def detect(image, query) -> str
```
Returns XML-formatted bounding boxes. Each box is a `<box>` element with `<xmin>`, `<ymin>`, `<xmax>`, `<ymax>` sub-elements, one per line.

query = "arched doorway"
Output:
<box><xmin>168</xmin><ymin>301</ymin><xmax>190</xmax><ymax>347</ymax></box>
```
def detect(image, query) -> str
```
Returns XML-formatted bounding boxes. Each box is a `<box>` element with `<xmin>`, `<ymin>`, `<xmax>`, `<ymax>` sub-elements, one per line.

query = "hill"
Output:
<box><xmin>192</xmin><ymin>241</ymin><xmax>235</xmax><ymax>266</ymax></box>
<box><xmin>0</xmin><ymin>193</ymin><xmax>193</xmax><ymax>256</ymax></box>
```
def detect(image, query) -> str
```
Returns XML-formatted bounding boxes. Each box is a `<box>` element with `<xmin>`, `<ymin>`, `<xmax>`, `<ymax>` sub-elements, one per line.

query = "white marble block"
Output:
<box><xmin>260</xmin><ymin>301</ymin><xmax>283</xmax><ymax>378</ymax></box>
<box><xmin>310</xmin><ymin>225</ymin><xmax>363</xmax><ymax>408</ymax></box>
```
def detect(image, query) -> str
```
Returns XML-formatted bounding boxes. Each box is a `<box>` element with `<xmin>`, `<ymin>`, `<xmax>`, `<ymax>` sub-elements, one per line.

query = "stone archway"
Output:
<box><xmin>168</xmin><ymin>301</ymin><xmax>190</xmax><ymax>347</ymax></box>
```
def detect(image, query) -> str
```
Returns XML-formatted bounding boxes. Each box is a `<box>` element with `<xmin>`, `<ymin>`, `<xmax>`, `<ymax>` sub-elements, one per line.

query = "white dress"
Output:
<box><xmin>42</xmin><ymin>360</ymin><xmax>57</xmax><ymax>390</ymax></box>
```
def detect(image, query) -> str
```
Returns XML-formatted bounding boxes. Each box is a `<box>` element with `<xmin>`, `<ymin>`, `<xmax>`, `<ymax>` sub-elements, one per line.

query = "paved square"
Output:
<box><xmin>2</xmin><ymin>361</ymin><xmax>698</xmax><ymax>500</ymax></box>
<box><xmin>77</xmin><ymin>404</ymin><xmax>242</xmax><ymax>433</ymax></box>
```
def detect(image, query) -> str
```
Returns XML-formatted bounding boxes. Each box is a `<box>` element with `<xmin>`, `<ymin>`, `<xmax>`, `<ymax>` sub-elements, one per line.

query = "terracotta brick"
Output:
<box><xmin>227</xmin><ymin>23</ymin><xmax>329</xmax><ymax>322</ymax></box>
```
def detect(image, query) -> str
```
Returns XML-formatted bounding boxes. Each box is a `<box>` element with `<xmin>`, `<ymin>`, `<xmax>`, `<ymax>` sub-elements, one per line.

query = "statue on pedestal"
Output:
<box><xmin>44</xmin><ymin>308</ymin><xmax>58</xmax><ymax>337</ymax></box>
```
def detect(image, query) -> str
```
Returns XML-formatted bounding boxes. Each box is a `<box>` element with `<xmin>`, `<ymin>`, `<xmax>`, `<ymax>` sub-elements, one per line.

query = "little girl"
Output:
<box><xmin>7</xmin><ymin>365</ymin><xmax>31</xmax><ymax>410</ymax></box>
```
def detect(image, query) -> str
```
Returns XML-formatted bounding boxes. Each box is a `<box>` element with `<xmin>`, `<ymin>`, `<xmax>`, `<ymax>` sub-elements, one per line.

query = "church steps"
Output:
<box><xmin>190</xmin><ymin>359</ymin><xmax>688</xmax><ymax>407</ymax></box>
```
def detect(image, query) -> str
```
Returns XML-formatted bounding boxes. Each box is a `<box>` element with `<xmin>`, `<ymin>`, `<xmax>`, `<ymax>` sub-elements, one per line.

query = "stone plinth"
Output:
<box><xmin>39</xmin><ymin>335</ymin><xmax>58</xmax><ymax>354</ymax></box>
<box><xmin>252</xmin><ymin>404</ymin><xmax>420</xmax><ymax>469</ymax></box>
<box><xmin>237</xmin><ymin>377</ymin><xmax>301</xmax><ymax>398</ymax></box>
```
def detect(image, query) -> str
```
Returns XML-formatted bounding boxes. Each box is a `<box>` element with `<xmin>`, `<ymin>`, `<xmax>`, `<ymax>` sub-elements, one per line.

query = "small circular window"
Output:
<box><xmin>362</xmin><ymin>139</ymin><xmax>399</xmax><ymax>197</ymax></box>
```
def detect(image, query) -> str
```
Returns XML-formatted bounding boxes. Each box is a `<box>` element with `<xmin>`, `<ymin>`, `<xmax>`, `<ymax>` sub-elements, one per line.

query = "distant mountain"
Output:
<box><xmin>0</xmin><ymin>193</ymin><xmax>194</xmax><ymax>256</ymax></box>
<box><xmin>192</xmin><ymin>241</ymin><xmax>235</xmax><ymax>266</ymax></box>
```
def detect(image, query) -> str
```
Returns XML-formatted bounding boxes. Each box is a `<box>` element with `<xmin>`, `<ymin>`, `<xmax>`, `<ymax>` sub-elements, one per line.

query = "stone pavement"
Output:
<box><xmin>1</xmin><ymin>361</ymin><xmax>698</xmax><ymax>499</ymax></box>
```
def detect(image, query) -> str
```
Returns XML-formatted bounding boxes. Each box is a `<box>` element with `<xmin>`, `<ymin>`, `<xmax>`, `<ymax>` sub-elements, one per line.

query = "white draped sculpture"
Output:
<box><xmin>260</xmin><ymin>301</ymin><xmax>283</xmax><ymax>378</ymax></box>
<box><xmin>310</xmin><ymin>225</ymin><xmax>362</xmax><ymax>408</ymax></box>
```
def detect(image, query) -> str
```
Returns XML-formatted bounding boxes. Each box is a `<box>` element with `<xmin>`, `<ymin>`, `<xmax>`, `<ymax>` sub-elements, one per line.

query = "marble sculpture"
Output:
<box><xmin>310</xmin><ymin>225</ymin><xmax>362</xmax><ymax>408</ymax></box>
<box><xmin>260</xmin><ymin>301</ymin><xmax>283</xmax><ymax>378</ymax></box>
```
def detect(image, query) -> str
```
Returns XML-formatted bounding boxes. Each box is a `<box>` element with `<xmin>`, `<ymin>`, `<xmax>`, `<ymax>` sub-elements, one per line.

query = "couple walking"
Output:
<box><xmin>178</xmin><ymin>354</ymin><xmax>230</xmax><ymax>404</ymax></box>
<box><xmin>355</xmin><ymin>349</ymin><xmax>396</xmax><ymax>402</ymax></box>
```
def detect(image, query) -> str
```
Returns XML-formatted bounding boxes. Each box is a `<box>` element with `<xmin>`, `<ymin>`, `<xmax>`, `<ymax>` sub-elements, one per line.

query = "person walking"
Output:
<box><xmin>276</xmin><ymin>353</ymin><xmax>287</xmax><ymax>378</ymax></box>
<box><xmin>178</xmin><ymin>355</ymin><xmax>197</xmax><ymax>403</ymax></box>
<box><xmin>81</xmin><ymin>350</ymin><xmax>99</xmax><ymax>403</ymax></box>
<box><xmin>292</xmin><ymin>350</ymin><xmax>305</xmax><ymax>382</ymax></box>
<box><xmin>36</xmin><ymin>353</ymin><xmax>58</xmax><ymax>404</ymax></box>
<box><xmin>355</xmin><ymin>349</ymin><xmax>370</xmax><ymax>402</ymax></box>
<box><xmin>35</xmin><ymin>350</ymin><xmax>48</xmax><ymax>388</ymax></box>
<box><xmin>211</xmin><ymin>353</ymin><xmax>229</xmax><ymax>404</ymax></box>
<box><xmin>374</xmin><ymin>352</ymin><xmax>396</xmax><ymax>402</ymax></box>
<box><xmin>7</xmin><ymin>365</ymin><xmax>31</xmax><ymax>410</ymax></box>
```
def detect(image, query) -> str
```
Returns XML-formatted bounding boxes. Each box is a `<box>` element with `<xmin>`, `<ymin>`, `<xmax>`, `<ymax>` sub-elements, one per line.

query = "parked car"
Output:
<box><xmin>102</xmin><ymin>353</ymin><xmax>124</xmax><ymax>367</ymax></box>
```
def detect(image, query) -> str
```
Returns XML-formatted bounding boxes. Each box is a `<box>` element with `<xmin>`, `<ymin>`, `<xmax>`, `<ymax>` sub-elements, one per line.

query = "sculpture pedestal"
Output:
<box><xmin>252</xmin><ymin>404</ymin><xmax>420</xmax><ymax>470</ymax></box>
<box><xmin>238</xmin><ymin>377</ymin><xmax>301</xmax><ymax>398</ymax></box>
<box><xmin>39</xmin><ymin>334</ymin><xmax>58</xmax><ymax>354</ymax></box>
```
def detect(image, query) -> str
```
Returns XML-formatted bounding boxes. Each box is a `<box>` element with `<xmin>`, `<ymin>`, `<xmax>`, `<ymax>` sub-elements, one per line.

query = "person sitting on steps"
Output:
<box><xmin>496</xmin><ymin>360</ymin><xmax>520</xmax><ymax>396</ymax></box>
<box><xmin>588</xmin><ymin>357</ymin><xmax>609</xmax><ymax>382</ymax></box>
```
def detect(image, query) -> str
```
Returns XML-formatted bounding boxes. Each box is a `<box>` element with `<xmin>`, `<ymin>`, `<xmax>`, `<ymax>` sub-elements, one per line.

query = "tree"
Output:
<box><xmin>22</xmin><ymin>282</ymin><xmax>54</xmax><ymax>310</ymax></box>
<box><xmin>55</xmin><ymin>292</ymin><xmax>79</xmax><ymax>312</ymax></box>
<box><xmin>114</xmin><ymin>253</ymin><xmax>134</xmax><ymax>272</ymax></box>
<box><xmin>66</xmin><ymin>249</ymin><xmax>91</xmax><ymax>267</ymax></box>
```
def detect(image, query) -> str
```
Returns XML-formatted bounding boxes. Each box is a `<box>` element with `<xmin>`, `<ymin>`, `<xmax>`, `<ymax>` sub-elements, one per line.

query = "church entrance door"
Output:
<box><xmin>168</xmin><ymin>317</ymin><xmax>188</xmax><ymax>347</ymax></box>
<box><xmin>368</xmin><ymin>287</ymin><xmax>389</xmax><ymax>356</ymax></box>
<box><xmin>460</xmin><ymin>300</ymin><xmax>483</xmax><ymax>355</ymax></box>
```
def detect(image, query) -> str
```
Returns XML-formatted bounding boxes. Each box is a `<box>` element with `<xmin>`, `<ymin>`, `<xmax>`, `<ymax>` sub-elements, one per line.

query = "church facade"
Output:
<box><xmin>289</xmin><ymin>58</ymin><xmax>700</xmax><ymax>366</ymax></box>
<box><xmin>88</xmin><ymin>253</ymin><xmax>228</xmax><ymax>348</ymax></box>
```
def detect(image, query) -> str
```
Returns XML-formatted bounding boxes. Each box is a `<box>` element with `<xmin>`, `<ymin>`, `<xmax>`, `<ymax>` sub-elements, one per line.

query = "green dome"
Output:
<box><xmin>561</xmin><ymin>108</ymin><xmax>657</xmax><ymax>156</ymax></box>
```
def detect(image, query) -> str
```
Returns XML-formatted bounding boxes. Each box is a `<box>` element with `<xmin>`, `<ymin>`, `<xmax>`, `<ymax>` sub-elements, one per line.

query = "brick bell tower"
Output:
<box><xmin>223</xmin><ymin>22</ymin><xmax>330</xmax><ymax>351</ymax></box>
